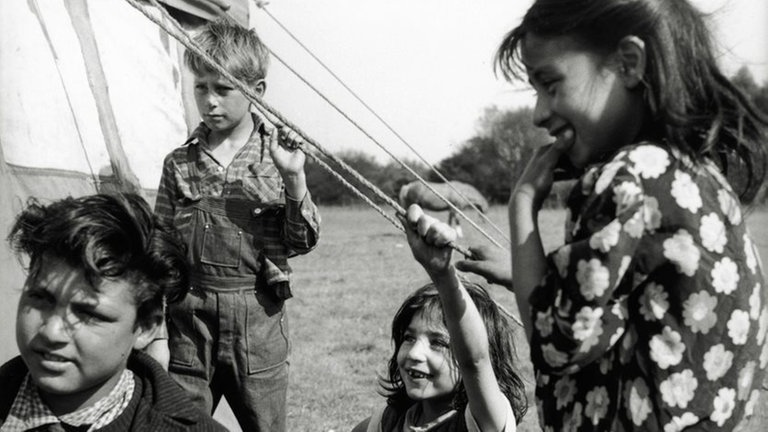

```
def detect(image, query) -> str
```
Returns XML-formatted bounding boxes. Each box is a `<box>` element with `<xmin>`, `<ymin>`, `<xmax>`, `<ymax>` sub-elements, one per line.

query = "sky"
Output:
<box><xmin>251</xmin><ymin>0</ymin><xmax>768</xmax><ymax>165</ymax></box>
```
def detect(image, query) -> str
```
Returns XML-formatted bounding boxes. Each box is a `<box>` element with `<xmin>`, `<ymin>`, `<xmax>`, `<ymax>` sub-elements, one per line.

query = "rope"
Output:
<box><xmin>263</xmin><ymin>44</ymin><xmax>507</xmax><ymax>251</ymax></box>
<box><xmin>123</xmin><ymin>0</ymin><xmax>474</xmax><ymax>258</ymax></box>
<box><xmin>253</xmin><ymin>1</ymin><xmax>511</xmax><ymax>247</ymax></box>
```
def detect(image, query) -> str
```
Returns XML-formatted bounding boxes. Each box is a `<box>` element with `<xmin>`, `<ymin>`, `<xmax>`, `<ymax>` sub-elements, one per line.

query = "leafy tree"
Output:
<box><xmin>732</xmin><ymin>66</ymin><xmax>768</xmax><ymax>115</ymax></box>
<box><xmin>434</xmin><ymin>106</ymin><xmax>549</xmax><ymax>204</ymax></box>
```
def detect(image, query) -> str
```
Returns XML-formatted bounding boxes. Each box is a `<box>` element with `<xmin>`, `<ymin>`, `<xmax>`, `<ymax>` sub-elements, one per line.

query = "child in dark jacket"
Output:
<box><xmin>0</xmin><ymin>193</ymin><xmax>225</xmax><ymax>431</ymax></box>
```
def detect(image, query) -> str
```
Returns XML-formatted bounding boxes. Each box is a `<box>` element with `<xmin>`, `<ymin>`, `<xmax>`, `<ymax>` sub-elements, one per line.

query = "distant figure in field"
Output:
<box><xmin>398</xmin><ymin>180</ymin><xmax>488</xmax><ymax>237</ymax></box>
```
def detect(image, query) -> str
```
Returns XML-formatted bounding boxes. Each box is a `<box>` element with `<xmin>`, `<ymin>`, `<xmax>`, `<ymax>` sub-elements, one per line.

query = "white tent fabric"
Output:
<box><xmin>0</xmin><ymin>0</ymin><xmax>246</xmax><ymax>363</ymax></box>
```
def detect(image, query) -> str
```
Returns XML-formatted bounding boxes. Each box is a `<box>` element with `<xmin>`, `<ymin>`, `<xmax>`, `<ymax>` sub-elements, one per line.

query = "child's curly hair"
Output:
<box><xmin>7</xmin><ymin>193</ymin><xmax>189</xmax><ymax>328</ymax></box>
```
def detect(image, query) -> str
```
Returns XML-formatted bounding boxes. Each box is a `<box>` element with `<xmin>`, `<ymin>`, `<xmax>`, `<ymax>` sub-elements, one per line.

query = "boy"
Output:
<box><xmin>0</xmin><ymin>193</ymin><xmax>226</xmax><ymax>431</ymax></box>
<box><xmin>152</xmin><ymin>20</ymin><xmax>320</xmax><ymax>432</ymax></box>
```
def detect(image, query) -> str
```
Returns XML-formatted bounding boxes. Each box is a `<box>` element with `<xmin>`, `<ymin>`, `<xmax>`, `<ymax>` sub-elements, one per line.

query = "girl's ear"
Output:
<box><xmin>617</xmin><ymin>35</ymin><xmax>647</xmax><ymax>89</ymax></box>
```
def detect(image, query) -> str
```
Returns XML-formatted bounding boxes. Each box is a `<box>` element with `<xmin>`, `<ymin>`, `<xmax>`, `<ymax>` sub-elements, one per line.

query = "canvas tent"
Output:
<box><xmin>0</xmin><ymin>0</ymin><xmax>248</xmax><ymax>364</ymax></box>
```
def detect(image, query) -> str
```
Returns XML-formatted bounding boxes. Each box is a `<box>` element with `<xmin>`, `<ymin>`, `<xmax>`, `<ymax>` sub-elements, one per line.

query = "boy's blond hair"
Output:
<box><xmin>185</xmin><ymin>20</ymin><xmax>269</xmax><ymax>85</ymax></box>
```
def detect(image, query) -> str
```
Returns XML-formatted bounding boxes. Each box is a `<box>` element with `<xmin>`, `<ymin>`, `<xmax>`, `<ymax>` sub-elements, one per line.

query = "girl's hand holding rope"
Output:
<box><xmin>400</xmin><ymin>204</ymin><xmax>459</xmax><ymax>282</ymax></box>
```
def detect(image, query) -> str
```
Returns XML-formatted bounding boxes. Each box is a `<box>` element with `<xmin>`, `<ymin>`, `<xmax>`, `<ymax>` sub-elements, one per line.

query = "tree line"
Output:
<box><xmin>306</xmin><ymin>67</ymin><xmax>768</xmax><ymax>206</ymax></box>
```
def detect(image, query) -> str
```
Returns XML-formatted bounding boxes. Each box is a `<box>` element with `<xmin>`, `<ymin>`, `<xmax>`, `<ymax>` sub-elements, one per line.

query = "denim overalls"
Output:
<box><xmin>167</xmin><ymin>144</ymin><xmax>291</xmax><ymax>432</ymax></box>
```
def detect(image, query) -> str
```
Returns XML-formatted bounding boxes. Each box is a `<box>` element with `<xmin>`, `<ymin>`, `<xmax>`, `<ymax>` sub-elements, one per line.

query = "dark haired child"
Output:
<box><xmin>462</xmin><ymin>0</ymin><xmax>768</xmax><ymax>430</ymax></box>
<box><xmin>0</xmin><ymin>193</ymin><xmax>226</xmax><ymax>431</ymax></box>
<box><xmin>152</xmin><ymin>19</ymin><xmax>320</xmax><ymax>432</ymax></box>
<box><xmin>352</xmin><ymin>205</ymin><xmax>527</xmax><ymax>432</ymax></box>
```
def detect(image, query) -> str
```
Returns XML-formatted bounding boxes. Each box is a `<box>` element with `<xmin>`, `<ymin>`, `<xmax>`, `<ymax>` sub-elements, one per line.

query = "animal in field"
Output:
<box><xmin>398</xmin><ymin>180</ymin><xmax>488</xmax><ymax>237</ymax></box>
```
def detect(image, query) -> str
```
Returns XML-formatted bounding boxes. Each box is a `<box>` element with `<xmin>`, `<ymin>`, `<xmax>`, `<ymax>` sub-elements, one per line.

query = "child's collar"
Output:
<box><xmin>3</xmin><ymin>369</ymin><xmax>134</xmax><ymax>431</ymax></box>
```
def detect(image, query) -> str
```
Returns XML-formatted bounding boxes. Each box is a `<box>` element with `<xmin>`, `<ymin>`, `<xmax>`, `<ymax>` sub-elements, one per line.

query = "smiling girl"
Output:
<box><xmin>497</xmin><ymin>0</ymin><xmax>768</xmax><ymax>430</ymax></box>
<box><xmin>352</xmin><ymin>205</ymin><xmax>527</xmax><ymax>432</ymax></box>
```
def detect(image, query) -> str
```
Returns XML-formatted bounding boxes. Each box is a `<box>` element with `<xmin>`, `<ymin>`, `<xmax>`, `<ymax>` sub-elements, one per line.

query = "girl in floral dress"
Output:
<box><xmin>495</xmin><ymin>0</ymin><xmax>768</xmax><ymax>430</ymax></box>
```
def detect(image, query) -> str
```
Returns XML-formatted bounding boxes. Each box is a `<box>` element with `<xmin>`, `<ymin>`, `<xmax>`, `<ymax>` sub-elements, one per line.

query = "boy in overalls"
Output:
<box><xmin>152</xmin><ymin>20</ymin><xmax>320</xmax><ymax>432</ymax></box>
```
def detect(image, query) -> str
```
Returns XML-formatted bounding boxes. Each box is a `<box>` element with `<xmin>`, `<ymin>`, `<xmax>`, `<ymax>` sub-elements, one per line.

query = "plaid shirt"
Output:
<box><xmin>1</xmin><ymin>370</ymin><xmax>134</xmax><ymax>432</ymax></box>
<box><xmin>155</xmin><ymin>114</ymin><xmax>320</xmax><ymax>296</ymax></box>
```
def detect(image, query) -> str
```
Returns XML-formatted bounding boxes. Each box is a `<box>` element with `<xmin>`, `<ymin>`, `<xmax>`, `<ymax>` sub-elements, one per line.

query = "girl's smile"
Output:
<box><xmin>397</xmin><ymin>312</ymin><xmax>460</xmax><ymax>403</ymax></box>
<box><xmin>522</xmin><ymin>33</ymin><xmax>646</xmax><ymax>168</ymax></box>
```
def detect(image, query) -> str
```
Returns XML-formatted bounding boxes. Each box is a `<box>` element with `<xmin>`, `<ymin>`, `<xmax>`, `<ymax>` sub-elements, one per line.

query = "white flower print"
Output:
<box><xmin>611</xmin><ymin>300</ymin><xmax>628</xmax><ymax>321</ymax></box>
<box><xmin>595</xmin><ymin>160</ymin><xmax>624</xmax><ymax>194</ymax></box>
<box><xmin>649</xmin><ymin>326</ymin><xmax>685</xmax><ymax>369</ymax></box>
<box><xmin>727</xmin><ymin>309</ymin><xmax>750</xmax><ymax>345</ymax></box>
<box><xmin>738</xmin><ymin>361</ymin><xmax>756</xmax><ymax>401</ymax></box>
<box><xmin>663</xmin><ymin>230</ymin><xmax>700</xmax><ymax>277</ymax></box>
<box><xmin>761</xmin><ymin>340</ymin><xmax>768</xmax><ymax>369</ymax></box>
<box><xmin>538</xmin><ymin>373</ymin><xmax>550</xmax><ymax>386</ymax></box>
<box><xmin>616</xmin><ymin>256</ymin><xmax>632</xmax><ymax>287</ymax></box>
<box><xmin>620</xmin><ymin>327</ymin><xmax>637</xmax><ymax>365</ymax></box>
<box><xmin>663</xmin><ymin>412</ymin><xmax>699</xmax><ymax>432</ymax></box>
<box><xmin>671</xmin><ymin>170</ymin><xmax>702</xmax><ymax>213</ymax></box>
<box><xmin>682</xmin><ymin>290</ymin><xmax>718</xmax><ymax>334</ymax></box>
<box><xmin>609</xmin><ymin>326</ymin><xmax>625</xmax><ymax>347</ymax></box>
<box><xmin>660</xmin><ymin>369</ymin><xmax>698</xmax><ymax>408</ymax></box>
<box><xmin>613</xmin><ymin>181</ymin><xmax>643</xmax><ymax>215</ymax></box>
<box><xmin>745</xmin><ymin>235</ymin><xmax>758</xmax><ymax>274</ymax></box>
<box><xmin>629</xmin><ymin>145</ymin><xmax>670</xmax><ymax>179</ymax></box>
<box><xmin>553</xmin><ymin>245</ymin><xmax>571</xmax><ymax>278</ymax></box>
<box><xmin>710</xmin><ymin>387</ymin><xmax>736</xmax><ymax>427</ymax></box>
<box><xmin>599</xmin><ymin>357</ymin><xmax>611</xmax><ymax>374</ymax></box>
<box><xmin>712</xmin><ymin>257</ymin><xmax>740</xmax><ymax>295</ymax></box>
<box><xmin>718</xmin><ymin>188</ymin><xmax>742</xmax><ymax>225</ymax></box>
<box><xmin>573</xmin><ymin>306</ymin><xmax>604</xmax><ymax>352</ymax></box>
<box><xmin>758</xmin><ymin>308</ymin><xmax>768</xmax><ymax>346</ymax></box>
<box><xmin>535</xmin><ymin>309</ymin><xmax>554</xmax><ymax>338</ymax></box>
<box><xmin>700</xmin><ymin>213</ymin><xmax>727</xmax><ymax>253</ymax></box>
<box><xmin>642</xmin><ymin>196</ymin><xmax>662</xmax><ymax>231</ymax></box>
<box><xmin>542</xmin><ymin>343</ymin><xmax>568</xmax><ymax>368</ymax></box>
<box><xmin>624</xmin><ymin>377</ymin><xmax>652</xmax><ymax>426</ymax></box>
<box><xmin>589</xmin><ymin>220</ymin><xmax>622</xmax><ymax>252</ymax></box>
<box><xmin>703</xmin><ymin>344</ymin><xmax>734</xmax><ymax>381</ymax></box>
<box><xmin>562</xmin><ymin>402</ymin><xmax>584</xmax><ymax>432</ymax></box>
<box><xmin>576</xmin><ymin>259</ymin><xmax>610</xmax><ymax>301</ymax></box>
<box><xmin>750</xmin><ymin>283</ymin><xmax>762</xmax><ymax>320</ymax></box>
<box><xmin>585</xmin><ymin>386</ymin><xmax>610</xmax><ymax>426</ymax></box>
<box><xmin>623</xmin><ymin>211</ymin><xmax>644</xmax><ymax>238</ymax></box>
<box><xmin>640</xmin><ymin>282</ymin><xmax>669</xmax><ymax>321</ymax></box>
<box><xmin>554</xmin><ymin>376</ymin><xmax>577</xmax><ymax>409</ymax></box>
<box><xmin>582</xmin><ymin>167</ymin><xmax>600</xmax><ymax>194</ymax></box>
<box><xmin>745</xmin><ymin>389</ymin><xmax>760</xmax><ymax>417</ymax></box>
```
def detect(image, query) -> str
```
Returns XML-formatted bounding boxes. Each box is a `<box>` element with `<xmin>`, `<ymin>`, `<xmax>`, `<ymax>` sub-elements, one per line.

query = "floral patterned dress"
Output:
<box><xmin>530</xmin><ymin>142</ymin><xmax>767</xmax><ymax>431</ymax></box>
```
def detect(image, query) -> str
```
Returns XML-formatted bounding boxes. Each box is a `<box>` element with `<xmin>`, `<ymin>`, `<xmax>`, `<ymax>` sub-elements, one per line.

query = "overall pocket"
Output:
<box><xmin>200</xmin><ymin>223</ymin><xmax>242</xmax><ymax>268</ymax></box>
<box><xmin>245</xmin><ymin>290</ymin><xmax>289</xmax><ymax>373</ymax></box>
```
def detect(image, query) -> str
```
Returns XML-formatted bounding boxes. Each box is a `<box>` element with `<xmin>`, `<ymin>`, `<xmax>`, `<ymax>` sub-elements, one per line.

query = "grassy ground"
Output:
<box><xmin>213</xmin><ymin>205</ymin><xmax>768</xmax><ymax>432</ymax></box>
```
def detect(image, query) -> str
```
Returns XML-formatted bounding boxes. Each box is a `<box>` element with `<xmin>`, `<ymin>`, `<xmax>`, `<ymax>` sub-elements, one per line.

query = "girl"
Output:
<box><xmin>352</xmin><ymin>205</ymin><xmax>527</xmax><ymax>432</ymax></box>
<box><xmin>497</xmin><ymin>0</ymin><xmax>768</xmax><ymax>430</ymax></box>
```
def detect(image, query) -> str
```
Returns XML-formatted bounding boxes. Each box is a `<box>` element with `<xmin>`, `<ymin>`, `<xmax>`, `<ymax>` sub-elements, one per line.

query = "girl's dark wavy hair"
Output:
<box><xmin>495</xmin><ymin>0</ymin><xmax>768</xmax><ymax>205</ymax></box>
<box><xmin>379</xmin><ymin>282</ymin><xmax>527</xmax><ymax>423</ymax></box>
<box><xmin>7</xmin><ymin>193</ymin><xmax>189</xmax><ymax>327</ymax></box>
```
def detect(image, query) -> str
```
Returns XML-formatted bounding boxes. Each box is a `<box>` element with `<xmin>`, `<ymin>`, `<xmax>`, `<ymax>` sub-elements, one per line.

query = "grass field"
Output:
<box><xmin>213</xmin><ymin>205</ymin><xmax>768</xmax><ymax>432</ymax></box>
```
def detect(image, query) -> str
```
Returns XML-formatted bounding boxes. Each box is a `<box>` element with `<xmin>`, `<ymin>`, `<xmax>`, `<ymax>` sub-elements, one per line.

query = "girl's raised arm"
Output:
<box><xmin>403</xmin><ymin>205</ymin><xmax>513</xmax><ymax>432</ymax></box>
